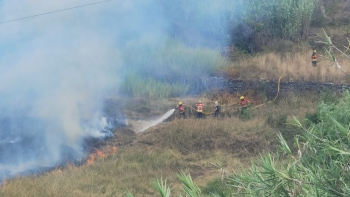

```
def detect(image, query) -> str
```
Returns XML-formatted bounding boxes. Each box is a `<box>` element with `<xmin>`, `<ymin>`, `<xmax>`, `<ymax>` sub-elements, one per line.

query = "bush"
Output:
<box><xmin>122</xmin><ymin>37</ymin><xmax>226</xmax><ymax>85</ymax></box>
<box><xmin>320</xmin><ymin>88</ymin><xmax>340</xmax><ymax>104</ymax></box>
<box><xmin>122</xmin><ymin>73</ymin><xmax>190</xmax><ymax>99</ymax></box>
<box><xmin>231</xmin><ymin>0</ymin><xmax>317</xmax><ymax>52</ymax></box>
<box><xmin>304</xmin><ymin>111</ymin><xmax>320</xmax><ymax>128</ymax></box>
<box><xmin>228</xmin><ymin>90</ymin><xmax>350</xmax><ymax>196</ymax></box>
<box><xmin>121</xmin><ymin>37</ymin><xmax>226</xmax><ymax>99</ymax></box>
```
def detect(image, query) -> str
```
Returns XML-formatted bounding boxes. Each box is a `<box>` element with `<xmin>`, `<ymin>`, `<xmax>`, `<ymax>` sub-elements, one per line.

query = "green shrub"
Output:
<box><xmin>120</xmin><ymin>37</ymin><xmax>226</xmax><ymax>99</ymax></box>
<box><xmin>122</xmin><ymin>73</ymin><xmax>190</xmax><ymax>99</ymax></box>
<box><xmin>228</xmin><ymin>90</ymin><xmax>350</xmax><ymax>196</ymax></box>
<box><xmin>231</xmin><ymin>0</ymin><xmax>317</xmax><ymax>52</ymax></box>
<box><xmin>239</xmin><ymin>109</ymin><xmax>252</xmax><ymax>120</ymax></box>
<box><xmin>122</xmin><ymin>37</ymin><xmax>226</xmax><ymax>85</ymax></box>
<box><xmin>304</xmin><ymin>111</ymin><xmax>319</xmax><ymax>125</ymax></box>
<box><xmin>320</xmin><ymin>88</ymin><xmax>340</xmax><ymax>104</ymax></box>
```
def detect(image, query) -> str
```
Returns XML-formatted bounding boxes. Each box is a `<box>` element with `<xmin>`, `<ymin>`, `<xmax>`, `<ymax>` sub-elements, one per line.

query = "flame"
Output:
<box><xmin>95</xmin><ymin>149</ymin><xmax>106</xmax><ymax>158</ymax></box>
<box><xmin>85</xmin><ymin>148</ymin><xmax>111</xmax><ymax>165</ymax></box>
<box><xmin>112</xmin><ymin>146</ymin><xmax>117</xmax><ymax>153</ymax></box>
<box><xmin>107</xmin><ymin>146</ymin><xmax>117</xmax><ymax>154</ymax></box>
<box><xmin>86</xmin><ymin>154</ymin><xmax>95</xmax><ymax>165</ymax></box>
<box><xmin>50</xmin><ymin>146</ymin><xmax>118</xmax><ymax>168</ymax></box>
<box><xmin>51</xmin><ymin>168</ymin><xmax>62</xmax><ymax>174</ymax></box>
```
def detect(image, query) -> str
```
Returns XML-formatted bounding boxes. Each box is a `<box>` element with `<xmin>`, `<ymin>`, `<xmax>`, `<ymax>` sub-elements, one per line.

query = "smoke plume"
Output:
<box><xmin>0</xmin><ymin>0</ymin><xmax>233</xmax><ymax>180</ymax></box>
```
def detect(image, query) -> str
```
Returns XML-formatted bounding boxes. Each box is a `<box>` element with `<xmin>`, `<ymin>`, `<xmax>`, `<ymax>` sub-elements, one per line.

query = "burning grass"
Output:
<box><xmin>0</xmin><ymin>92</ymin><xmax>321</xmax><ymax>196</ymax></box>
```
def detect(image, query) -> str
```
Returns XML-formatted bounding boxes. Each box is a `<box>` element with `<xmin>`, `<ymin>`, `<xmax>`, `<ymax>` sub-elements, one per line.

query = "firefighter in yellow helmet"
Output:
<box><xmin>176</xmin><ymin>101</ymin><xmax>186</xmax><ymax>119</ymax></box>
<box><xmin>239</xmin><ymin>96</ymin><xmax>249</xmax><ymax>114</ymax></box>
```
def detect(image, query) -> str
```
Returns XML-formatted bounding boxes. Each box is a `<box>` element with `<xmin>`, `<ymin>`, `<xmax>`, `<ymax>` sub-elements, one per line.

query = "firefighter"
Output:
<box><xmin>214</xmin><ymin>101</ymin><xmax>220</xmax><ymax>118</ymax></box>
<box><xmin>239</xmin><ymin>96</ymin><xmax>249</xmax><ymax>114</ymax></box>
<box><xmin>311</xmin><ymin>50</ymin><xmax>318</xmax><ymax>67</ymax></box>
<box><xmin>176</xmin><ymin>101</ymin><xmax>186</xmax><ymax>119</ymax></box>
<box><xmin>195</xmin><ymin>100</ymin><xmax>204</xmax><ymax>119</ymax></box>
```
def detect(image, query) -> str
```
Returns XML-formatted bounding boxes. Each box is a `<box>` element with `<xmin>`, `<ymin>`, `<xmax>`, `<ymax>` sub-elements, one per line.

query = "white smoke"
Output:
<box><xmin>0</xmin><ymin>0</ymin><xmax>234</xmax><ymax>180</ymax></box>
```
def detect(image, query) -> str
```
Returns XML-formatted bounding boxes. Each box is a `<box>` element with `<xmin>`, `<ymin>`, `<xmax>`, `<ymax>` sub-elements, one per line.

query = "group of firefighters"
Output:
<box><xmin>174</xmin><ymin>50</ymin><xmax>318</xmax><ymax>119</ymax></box>
<box><xmin>176</xmin><ymin>96</ymin><xmax>249</xmax><ymax>119</ymax></box>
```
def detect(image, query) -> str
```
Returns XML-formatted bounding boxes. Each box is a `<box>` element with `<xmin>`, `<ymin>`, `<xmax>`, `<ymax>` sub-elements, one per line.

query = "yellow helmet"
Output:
<box><xmin>240</xmin><ymin>96</ymin><xmax>244</xmax><ymax>100</ymax></box>
<box><xmin>179</xmin><ymin>101</ymin><xmax>182</xmax><ymax>105</ymax></box>
<box><xmin>313</xmin><ymin>50</ymin><xmax>316</xmax><ymax>53</ymax></box>
<box><xmin>198</xmin><ymin>100</ymin><xmax>202</xmax><ymax>103</ymax></box>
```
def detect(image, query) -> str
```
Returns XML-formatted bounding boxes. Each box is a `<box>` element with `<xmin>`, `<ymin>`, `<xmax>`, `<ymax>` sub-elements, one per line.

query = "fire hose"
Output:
<box><xmin>176</xmin><ymin>76</ymin><xmax>283</xmax><ymax>115</ymax></box>
<box><xmin>181</xmin><ymin>104</ymin><xmax>214</xmax><ymax>115</ymax></box>
<box><xmin>248</xmin><ymin>76</ymin><xmax>283</xmax><ymax>110</ymax></box>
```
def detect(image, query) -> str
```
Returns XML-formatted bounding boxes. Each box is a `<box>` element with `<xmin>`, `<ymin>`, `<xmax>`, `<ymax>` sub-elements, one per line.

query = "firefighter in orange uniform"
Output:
<box><xmin>195</xmin><ymin>100</ymin><xmax>204</xmax><ymax>119</ymax></box>
<box><xmin>239</xmin><ymin>96</ymin><xmax>249</xmax><ymax>114</ymax></box>
<box><xmin>176</xmin><ymin>101</ymin><xmax>186</xmax><ymax>119</ymax></box>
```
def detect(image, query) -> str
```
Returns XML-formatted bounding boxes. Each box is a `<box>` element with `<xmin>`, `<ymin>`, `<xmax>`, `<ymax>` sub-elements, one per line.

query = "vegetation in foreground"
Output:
<box><xmin>0</xmin><ymin>91</ymin><xmax>322</xmax><ymax>196</ymax></box>
<box><xmin>153</xmin><ymin>91</ymin><xmax>349</xmax><ymax>197</ymax></box>
<box><xmin>228</xmin><ymin>91</ymin><xmax>350</xmax><ymax>196</ymax></box>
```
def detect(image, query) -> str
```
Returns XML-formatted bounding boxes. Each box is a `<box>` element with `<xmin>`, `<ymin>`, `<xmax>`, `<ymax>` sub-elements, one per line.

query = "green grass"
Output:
<box><xmin>120</xmin><ymin>38</ymin><xmax>226</xmax><ymax>99</ymax></box>
<box><xmin>122</xmin><ymin>73</ymin><xmax>190</xmax><ymax>99</ymax></box>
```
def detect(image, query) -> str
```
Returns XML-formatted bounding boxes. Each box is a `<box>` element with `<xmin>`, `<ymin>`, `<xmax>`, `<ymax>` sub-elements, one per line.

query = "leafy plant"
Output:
<box><xmin>317</xmin><ymin>29</ymin><xmax>350</xmax><ymax>77</ymax></box>
<box><xmin>123</xmin><ymin>192</ymin><xmax>135</xmax><ymax>197</ymax></box>
<box><xmin>153</xmin><ymin>178</ymin><xmax>171</xmax><ymax>197</ymax></box>
<box><xmin>231</xmin><ymin>0</ymin><xmax>317</xmax><ymax>52</ymax></box>
<box><xmin>177</xmin><ymin>172</ymin><xmax>201</xmax><ymax>197</ymax></box>
<box><xmin>122</xmin><ymin>72</ymin><xmax>190</xmax><ymax>99</ymax></box>
<box><xmin>228</xmin><ymin>91</ymin><xmax>350</xmax><ymax>196</ymax></box>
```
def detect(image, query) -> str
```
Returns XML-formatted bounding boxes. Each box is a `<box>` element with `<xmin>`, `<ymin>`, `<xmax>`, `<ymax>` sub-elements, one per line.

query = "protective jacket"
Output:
<box><xmin>196</xmin><ymin>103</ymin><xmax>204</xmax><ymax>112</ymax></box>
<box><xmin>311</xmin><ymin>52</ymin><xmax>318</xmax><ymax>62</ymax></box>
<box><xmin>177</xmin><ymin>105</ymin><xmax>185</xmax><ymax>113</ymax></box>
<box><xmin>240</xmin><ymin>99</ymin><xmax>249</xmax><ymax>107</ymax></box>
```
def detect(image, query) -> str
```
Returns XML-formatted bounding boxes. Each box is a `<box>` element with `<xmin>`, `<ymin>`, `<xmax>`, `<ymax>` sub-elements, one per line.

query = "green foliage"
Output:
<box><xmin>202</xmin><ymin>178</ymin><xmax>233</xmax><ymax>197</ymax></box>
<box><xmin>153</xmin><ymin>172</ymin><xmax>201</xmax><ymax>197</ymax></box>
<box><xmin>122</xmin><ymin>72</ymin><xmax>189</xmax><ymax>99</ymax></box>
<box><xmin>232</xmin><ymin>0</ymin><xmax>317</xmax><ymax>52</ymax></box>
<box><xmin>123</xmin><ymin>38</ymin><xmax>226</xmax><ymax>83</ymax></box>
<box><xmin>227</xmin><ymin>91</ymin><xmax>350</xmax><ymax>196</ymax></box>
<box><xmin>239</xmin><ymin>108</ymin><xmax>253</xmax><ymax>120</ymax></box>
<box><xmin>304</xmin><ymin>112</ymin><xmax>319</xmax><ymax>128</ymax></box>
<box><xmin>320</xmin><ymin>88</ymin><xmax>339</xmax><ymax>104</ymax></box>
<box><xmin>121</xmin><ymin>37</ymin><xmax>226</xmax><ymax>99</ymax></box>
<box><xmin>177</xmin><ymin>172</ymin><xmax>201</xmax><ymax>197</ymax></box>
<box><xmin>153</xmin><ymin>178</ymin><xmax>171</xmax><ymax>197</ymax></box>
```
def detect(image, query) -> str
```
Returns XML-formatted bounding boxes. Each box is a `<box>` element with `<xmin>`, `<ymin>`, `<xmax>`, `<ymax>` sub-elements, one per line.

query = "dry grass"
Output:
<box><xmin>0</xmin><ymin>92</ymin><xmax>321</xmax><ymax>197</ymax></box>
<box><xmin>224</xmin><ymin>52</ymin><xmax>350</xmax><ymax>83</ymax></box>
<box><xmin>138</xmin><ymin>117</ymin><xmax>276</xmax><ymax>156</ymax></box>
